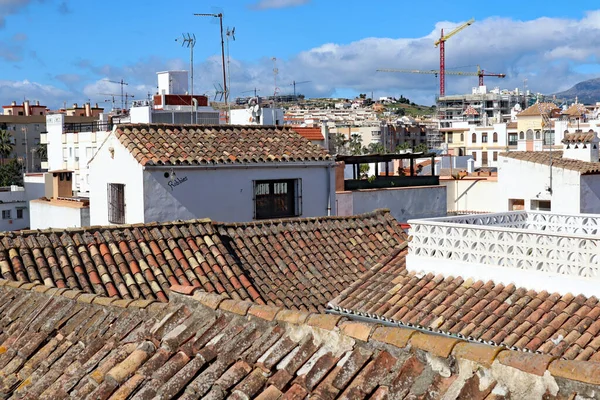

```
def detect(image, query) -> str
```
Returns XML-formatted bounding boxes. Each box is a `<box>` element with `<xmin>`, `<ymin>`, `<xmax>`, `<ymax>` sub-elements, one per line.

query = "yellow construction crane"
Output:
<box><xmin>376</xmin><ymin>65</ymin><xmax>505</xmax><ymax>87</ymax></box>
<box><xmin>433</xmin><ymin>18</ymin><xmax>475</xmax><ymax>97</ymax></box>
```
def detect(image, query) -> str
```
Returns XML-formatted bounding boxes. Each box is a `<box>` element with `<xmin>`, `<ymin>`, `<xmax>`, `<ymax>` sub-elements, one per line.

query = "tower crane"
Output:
<box><xmin>434</xmin><ymin>18</ymin><xmax>475</xmax><ymax>97</ymax></box>
<box><xmin>289</xmin><ymin>80</ymin><xmax>311</xmax><ymax>97</ymax></box>
<box><xmin>376</xmin><ymin>65</ymin><xmax>505</xmax><ymax>89</ymax></box>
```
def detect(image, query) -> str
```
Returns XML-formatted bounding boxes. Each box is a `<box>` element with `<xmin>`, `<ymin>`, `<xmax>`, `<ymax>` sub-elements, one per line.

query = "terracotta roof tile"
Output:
<box><xmin>518</xmin><ymin>102</ymin><xmax>560</xmax><ymax>117</ymax></box>
<box><xmin>328</xmin><ymin>250</ymin><xmax>600</xmax><ymax>361</ymax></box>
<box><xmin>291</xmin><ymin>127</ymin><xmax>325</xmax><ymax>141</ymax></box>
<box><xmin>562</xmin><ymin>132</ymin><xmax>597</xmax><ymax>143</ymax></box>
<box><xmin>114</xmin><ymin>123</ymin><xmax>331</xmax><ymax>166</ymax></box>
<box><xmin>0</xmin><ymin>210</ymin><xmax>404</xmax><ymax>312</ymax></box>
<box><xmin>500</xmin><ymin>151</ymin><xmax>600</xmax><ymax>175</ymax></box>
<box><xmin>2</xmin><ymin>283</ymin><xmax>598</xmax><ymax>399</ymax></box>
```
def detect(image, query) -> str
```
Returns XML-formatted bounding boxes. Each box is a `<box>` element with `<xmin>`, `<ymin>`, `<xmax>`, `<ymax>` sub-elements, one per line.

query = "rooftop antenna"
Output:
<box><xmin>176</xmin><ymin>32</ymin><xmax>197</xmax><ymax>123</ymax></box>
<box><xmin>272</xmin><ymin>57</ymin><xmax>279</xmax><ymax>125</ymax></box>
<box><xmin>213</xmin><ymin>83</ymin><xmax>225</xmax><ymax>101</ymax></box>
<box><xmin>225</xmin><ymin>26</ymin><xmax>235</xmax><ymax>123</ymax></box>
<box><xmin>102</xmin><ymin>79</ymin><xmax>128</xmax><ymax>110</ymax></box>
<box><xmin>195</xmin><ymin>10</ymin><xmax>228</xmax><ymax>106</ymax></box>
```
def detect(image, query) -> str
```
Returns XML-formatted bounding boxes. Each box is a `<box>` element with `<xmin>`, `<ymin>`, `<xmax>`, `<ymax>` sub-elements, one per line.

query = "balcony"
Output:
<box><xmin>407</xmin><ymin>211</ymin><xmax>600</xmax><ymax>297</ymax></box>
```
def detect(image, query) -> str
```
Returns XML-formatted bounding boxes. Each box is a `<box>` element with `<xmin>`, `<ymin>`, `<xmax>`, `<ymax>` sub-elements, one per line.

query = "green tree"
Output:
<box><xmin>332</xmin><ymin>133</ymin><xmax>349</xmax><ymax>155</ymax></box>
<box><xmin>395</xmin><ymin>142</ymin><xmax>411</xmax><ymax>153</ymax></box>
<box><xmin>0</xmin><ymin>159</ymin><xmax>23</xmax><ymax>186</ymax></box>
<box><xmin>414</xmin><ymin>143</ymin><xmax>429</xmax><ymax>153</ymax></box>
<box><xmin>363</xmin><ymin>142</ymin><xmax>385</xmax><ymax>155</ymax></box>
<box><xmin>35</xmin><ymin>143</ymin><xmax>47</xmax><ymax>161</ymax></box>
<box><xmin>348</xmin><ymin>133</ymin><xmax>363</xmax><ymax>155</ymax></box>
<box><xmin>0</xmin><ymin>130</ymin><xmax>14</xmax><ymax>165</ymax></box>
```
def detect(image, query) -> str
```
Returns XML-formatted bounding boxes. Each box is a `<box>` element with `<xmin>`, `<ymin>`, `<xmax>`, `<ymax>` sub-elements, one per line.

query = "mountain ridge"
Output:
<box><xmin>553</xmin><ymin>78</ymin><xmax>600</xmax><ymax>104</ymax></box>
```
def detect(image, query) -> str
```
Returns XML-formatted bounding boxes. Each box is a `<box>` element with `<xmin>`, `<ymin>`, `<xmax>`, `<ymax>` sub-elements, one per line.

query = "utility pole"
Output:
<box><xmin>195</xmin><ymin>12</ymin><xmax>228</xmax><ymax>105</ymax></box>
<box><xmin>177</xmin><ymin>33</ymin><xmax>197</xmax><ymax>123</ymax></box>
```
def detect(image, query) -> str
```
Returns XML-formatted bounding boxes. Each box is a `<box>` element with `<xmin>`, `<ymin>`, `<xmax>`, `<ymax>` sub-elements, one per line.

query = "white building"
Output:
<box><xmin>229</xmin><ymin>101</ymin><xmax>284</xmax><ymax>126</ymax></box>
<box><xmin>499</xmin><ymin>132</ymin><xmax>600</xmax><ymax>213</ymax></box>
<box><xmin>89</xmin><ymin>123</ymin><xmax>335</xmax><ymax>225</ymax></box>
<box><xmin>43</xmin><ymin>113</ymin><xmax>111</xmax><ymax>196</ymax></box>
<box><xmin>29</xmin><ymin>170</ymin><xmax>90</xmax><ymax>229</ymax></box>
<box><xmin>0</xmin><ymin>186</ymin><xmax>28</xmax><ymax>231</ymax></box>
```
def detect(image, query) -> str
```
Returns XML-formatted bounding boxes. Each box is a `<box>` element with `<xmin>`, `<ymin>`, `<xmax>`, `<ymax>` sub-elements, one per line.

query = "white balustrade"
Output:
<box><xmin>407</xmin><ymin>211</ymin><xmax>600</xmax><ymax>296</ymax></box>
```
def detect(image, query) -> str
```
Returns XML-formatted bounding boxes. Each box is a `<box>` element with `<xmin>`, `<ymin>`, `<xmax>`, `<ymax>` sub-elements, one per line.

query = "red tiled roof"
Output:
<box><xmin>499</xmin><ymin>151</ymin><xmax>600</xmax><ymax>175</ymax></box>
<box><xmin>563</xmin><ymin>103</ymin><xmax>587</xmax><ymax>117</ymax></box>
<box><xmin>518</xmin><ymin>102</ymin><xmax>560</xmax><ymax>117</ymax></box>
<box><xmin>463</xmin><ymin>106</ymin><xmax>479</xmax><ymax>116</ymax></box>
<box><xmin>1</xmin><ymin>282</ymin><xmax>598</xmax><ymax>399</ymax></box>
<box><xmin>563</xmin><ymin>132</ymin><xmax>597</xmax><ymax>143</ymax></box>
<box><xmin>292</xmin><ymin>127</ymin><xmax>324</xmax><ymax>141</ymax></box>
<box><xmin>328</xmin><ymin>249</ymin><xmax>600</xmax><ymax>361</ymax></box>
<box><xmin>115</xmin><ymin>124</ymin><xmax>331</xmax><ymax>166</ymax></box>
<box><xmin>0</xmin><ymin>210</ymin><xmax>405</xmax><ymax>312</ymax></box>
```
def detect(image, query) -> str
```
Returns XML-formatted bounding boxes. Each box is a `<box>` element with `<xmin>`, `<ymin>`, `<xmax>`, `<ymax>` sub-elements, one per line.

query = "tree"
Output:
<box><xmin>395</xmin><ymin>142</ymin><xmax>411</xmax><ymax>153</ymax></box>
<box><xmin>0</xmin><ymin>130</ymin><xmax>14</xmax><ymax>165</ymax></box>
<box><xmin>414</xmin><ymin>143</ymin><xmax>429</xmax><ymax>153</ymax></box>
<box><xmin>348</xmin><ymin>133</ymin><xmax>363</xmax><ymax>155</ymax></box>
<box><xmin>332</xmin><ymin>133</ymin><xmax>349</xmax><ymax>155</ymax></box>
<box><xmin>35</xmin><ymin>143</ymin><xmax>47</xmax><ymax>161</ymax></box>
<box><xmin>363</xmin><ymin>142</ymin><xmax>385</xmax><ymax>155</ymax></box>
<box><xmin>394</xmin><ymin>108</ymin><xmax>406</xmax><ymax>116</ymax></box>
<box><xmin>0</xmin><ymin>159</ymin><xmax>23</xmax><ymax>186</ymax></box>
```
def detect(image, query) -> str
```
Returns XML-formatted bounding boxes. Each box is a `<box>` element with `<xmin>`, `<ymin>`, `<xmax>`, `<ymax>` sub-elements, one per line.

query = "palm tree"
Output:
<box><xmin>35</xmin><ymin>143</ymin><xmax>47</xmax><ymax>161</ymax></box>
<box><xmin>0</xmin><ymin>130</ymin><xmax>14</xmax><ymax>165</ymax></box>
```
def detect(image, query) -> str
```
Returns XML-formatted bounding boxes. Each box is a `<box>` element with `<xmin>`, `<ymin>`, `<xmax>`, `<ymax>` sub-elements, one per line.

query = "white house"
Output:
<box><xmin>498</xmin><ymin>132</ymin><xmax>600</xmax><ymax>213</ymax></box>
<box><xmin>89</xmin><ymin>123</ymin><xmax>336</xmax><ymax>225</ymax></box>
<box><xmin>0</xmin><ymin>186</ymin><xmax>28</xmax><ymax>231</ymax></box>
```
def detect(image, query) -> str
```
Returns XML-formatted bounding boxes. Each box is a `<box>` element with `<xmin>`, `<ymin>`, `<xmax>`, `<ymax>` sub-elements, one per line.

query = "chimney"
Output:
<box><xmin>35</xmin><ymin>100</ymin><xmax>40</xmax><ymax>106</ymax></box>
<box><xmin>73</xmin><ymin>103</ymin><xmax>78</xmax><ymax>109</ymax></box>
<box><xmin>85</xmin><ymin>102</ymin><xmax>92</xmax><ymax>117</ymax></box>
<box><xmin>467</xmin><ymin>158</ymin><xmax>475</xmax><ymax>173</ymax></box>
<box><xmin>11</xmin><ymin>101</ymin><xmax>16</xmax><ymax>106</ymax></box>
<box><xmin>563</xmin><ymin>131</ymin><xmax>600</xmax><ymax>162</ymax></box>
<box><xmin>23</xmin><ymin>100</ymin><xmax>30</xmax><ymax>116</ymax></box>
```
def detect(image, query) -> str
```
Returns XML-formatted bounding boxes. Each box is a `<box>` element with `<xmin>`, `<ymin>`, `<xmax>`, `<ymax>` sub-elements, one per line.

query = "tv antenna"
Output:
<box><xmin>98</xmin><ymin>92</ymin><xmax>134</xmax><ymax>111</ymax></box>
<box><xmin>176</xmin><ymin>32</ymin><xmax>197</xmax><ymax>122</ymax></box>
<box><xmin>102</xmin><ymin>79</ymin><xmax>128</xmax><ymax>110</ymax></box>
<box><xmin>213</xmin><ymin>83</ymin><xmax>225</xmax><ymax>102</ymax></box>
<box><xmin>195</xmin><ymin>10</ymin><xmax>228</xmax><ymax>105</ymax></box>
<box><xmin>242</xmin><ymin>88</ymin><xmax>260</xmax><ymax>97</ymax></box>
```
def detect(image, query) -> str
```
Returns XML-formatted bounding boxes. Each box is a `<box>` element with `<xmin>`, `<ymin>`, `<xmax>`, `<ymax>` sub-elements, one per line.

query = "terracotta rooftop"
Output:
<box><xmin>500</xmin><ymin>151</ymin><xmax>600</xmax><ymax>175</ymax></box>
<box><xmin>329</xmin><ymin>249</ymin><xmax>600</xmax><ymax>361</ymax></box>
<box><xmin>563</xmin><ymin>103</ymin><xmax>588</xmax><ymax>117</ymax></box>
<box><xmin>1</xmin><ymin>281</ymin><xmax>599</xmax><ymax>399</ymax></box>
<box><xmin>0</xmin><ymin>210</ymin><xmax>405</xmax><ymax>312</ymax></box>
<box><xmin>562</xmin><ymin>132</ymin><xmax>598</xmax><ymax>144</ymax></box>
<box><xmin>114</xmin><ymin>123</ymin><xmax>331</xmax><ymax>166</ymax></box>
<box><xmin>507</xmin><ymin>121</ymin><xmax>518</xmax><ymax>129</ymax></box>
<box><xmin>518</xmin><ymin>102</ymin><xmax>560</xmax><ymax>117</ymax></box>
<box><xmin>463</xmin><ymin>105</ymin><xmax>479</xmax><ymax>116</ymax></box>
<box><xmin>292</xmin><ymin>126</ymin><xmax>325</xmax><ymax>141</ymax></box>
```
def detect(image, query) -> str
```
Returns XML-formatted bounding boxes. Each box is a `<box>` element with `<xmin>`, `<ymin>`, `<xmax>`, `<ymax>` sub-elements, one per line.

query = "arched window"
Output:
<box><xmin>460</xmin><ymin>133</ymin><xmax>464</xmax><ymax>142</ymax></box>
<box><xmin>472</xmin><ymin>133</ymin><xmax>477</xmax><ymax>143</ymax></box>
<box><xmin>519</xmin><ymin>131</ymin><xmax>525</xmax><ymax>140</ymax></box>
<box><xmin>526</xmin><ymin>129</ymin><xmax>533</xmax><ymax>140</ymax></box>
<box><xmin>493</xmin><ymin>132</ymin><xmax>498</xmax><ymax>143</ymax></box>
<box><xmin>482</xmin><ymin>132</ymin><xmax>488</xmax><ymax>143</ymax></box>
<box><xmin>535</xmin><ymin>131</ymin><xmax>541</xmax><ymax>140</ymax></box>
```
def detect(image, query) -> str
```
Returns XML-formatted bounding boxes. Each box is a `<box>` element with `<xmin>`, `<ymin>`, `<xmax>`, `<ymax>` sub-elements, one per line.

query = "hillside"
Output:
<box><xmin>554</xmin><ymin>78</ymin><xmax>600</xmax><ymax>104</ymax></box>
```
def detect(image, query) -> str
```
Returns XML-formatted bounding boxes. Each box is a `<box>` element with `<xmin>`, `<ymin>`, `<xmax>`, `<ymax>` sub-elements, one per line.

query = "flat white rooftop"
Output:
<box><xmin>407</xmin><ymin>211</ymin><xmax>600</xmax><ymax>297</ymax></box>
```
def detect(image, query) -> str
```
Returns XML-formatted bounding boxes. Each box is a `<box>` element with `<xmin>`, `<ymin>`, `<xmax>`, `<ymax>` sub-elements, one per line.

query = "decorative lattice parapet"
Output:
<box><xmin>407</xmin><ymin>211</ymin><xmax>600</xmax><ymax>297</ymax></box>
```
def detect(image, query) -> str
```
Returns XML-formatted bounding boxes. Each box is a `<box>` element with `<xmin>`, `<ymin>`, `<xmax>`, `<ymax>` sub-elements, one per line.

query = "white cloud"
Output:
<box><xmin>3</xmin><ymin>12</ymin><xmax>600</xmax><ymax>109</ymax></box>
<box><xmin>248</xmin><ymin>0</ymin><xmax>310</xmax><ymax>10</ymax></box>
<box><xmin>0</xmin><ymin>79</ymin><xmax>70</xmax><ymax>107</ymax></box>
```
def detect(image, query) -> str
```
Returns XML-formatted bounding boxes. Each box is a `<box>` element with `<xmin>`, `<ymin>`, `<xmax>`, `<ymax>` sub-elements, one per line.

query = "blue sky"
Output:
<box><xmin>1</xmin><ymin>0</ymin><xmax>600</xmax><ymax>108</ymax></box>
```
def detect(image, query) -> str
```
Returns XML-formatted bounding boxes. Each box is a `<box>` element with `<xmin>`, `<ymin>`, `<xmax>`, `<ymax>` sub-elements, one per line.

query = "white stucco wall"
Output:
<box><xmin>580</xmin><ymin>175</ymin><xmax>600</xmax><ymax>214</ymax></box>
<box><xmin>143</xmin><ymin>163</ymin><xmax>335</xmax><ymax>223</ymax></box>
<box><xmin>30</xmin><ymin>200</ymin><xmax>89</xmax><ymax>229</ymax></box>
<box><xmin>336</xmin><ymin>186</ymin><xmax>446</xmax><ymax>223</ymax></box>
<box><xmin>442</xmin><ymin>179</ymin><xmax>502</xmax><ymax>213</ymax></box>
<box><xmin>498</xmin><ymin>156</ymin><xmax>581</xmax><ymax>213</ymax></box>
<box><xmin>89</xmin><ymin>133</ymin><xmax>144</xmax><ymax>225</ymax></box>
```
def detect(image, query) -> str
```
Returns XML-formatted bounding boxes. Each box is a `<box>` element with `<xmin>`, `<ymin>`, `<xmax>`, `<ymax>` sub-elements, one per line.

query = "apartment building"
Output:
<box><xmin>284</xmin><ymin>107</ymin><xmax>379</xmax><ymax>126</ymax></box>
<box><xmin>437</xmin><ymin>85</ymin><xmax>530</xmax><ymax>128</ymax></box>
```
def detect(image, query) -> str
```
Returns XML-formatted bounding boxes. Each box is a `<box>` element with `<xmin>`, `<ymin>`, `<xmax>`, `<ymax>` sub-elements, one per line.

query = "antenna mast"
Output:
<box><xmin>272</xmin><ymin>57</ymin><xmax>279</xmax><ymax>125</ymax></box>
<box><xmin>176</xmin><ymin>33</ymin><xmax>197</xmax><ymax>123</ymax></box>
<box><xmin>195</xmin><ymin>12</ymin><xmax>228</xmax><ymax>105</ymax></box>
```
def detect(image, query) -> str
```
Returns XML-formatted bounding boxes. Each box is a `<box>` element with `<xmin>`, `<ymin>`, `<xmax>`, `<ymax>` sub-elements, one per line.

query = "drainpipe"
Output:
<box><xmin>327</xmin><ymin>163</ymin><xmax>333</xmax><ymax>216</ymax></box>
<box><xmin>192</xmin><ymin>98</ymin><xmax>198</xmax><ymax>124</ymax></box>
